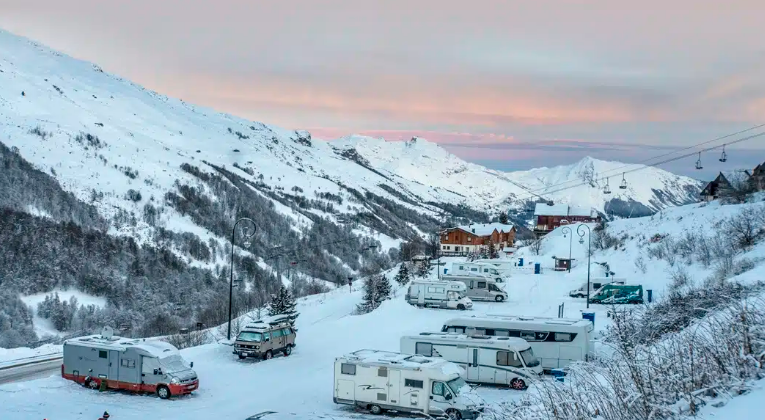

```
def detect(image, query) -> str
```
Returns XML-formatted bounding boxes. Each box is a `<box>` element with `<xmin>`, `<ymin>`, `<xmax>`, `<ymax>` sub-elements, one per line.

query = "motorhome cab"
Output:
<box><xmin>61</xmin><ymin>327</ymin><xmax>198</xmax><ymax>399</ymax></box>
<box><xmin>334</xmin><ymin>349</ymin><xmax>484</xmax><ymax>419</ymax></box>
<box><xmin>406</xmin><ymin>280</ymin><xmax>473</xmax><ymax>310</ymax></box>
<box><xmin>234</xmin><ymin>315</ymin><xmax>296</xmax><ymax>360</ymax></box>
<box><xmin>449</xmin><ymin>263</ymin><xmax>505</xmax><ymax>282</ymax></box>
<box><xmin>569</xmin><ymin>278</ymin><xmax>625</xmax><ymax>298</ymax></box>
<box><xmin>442</xmin><ymin>275</ymin><xmax>508</xmax><ymax>302</ymax></box>
<box><xmin>400</xmin><ymin>333</ymin><xmax>542</xmax><ymax>390</ymax></box>
<box><xmin>441</xmin><ymin>315</ymin><xmax>594</xmax><ymax>371</ymax></box>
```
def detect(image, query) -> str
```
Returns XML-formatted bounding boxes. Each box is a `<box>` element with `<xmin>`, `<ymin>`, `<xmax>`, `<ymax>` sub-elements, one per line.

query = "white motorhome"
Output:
<box><xmin>441</xmin><ymin>315</ymin><xmax>594</xmax><ymax>371</ymax></box>
<box><xmin>61</xmin><ymin>327</ymin><xmax>198</xmax><ymax>399</ymax></box>
<box><xmin>471</xmin><ymin>259</ymin><xmax>514</xmax><ymax>275</ymax></box>
<box><xmin>406</xmin><ymin>280</ymin><xmax>473</xmax><ymax>310</ymax></box>
<box><xmin>449</xmin><ymin>262</ymin><xmax>505</xmax><ymax>282</ymax></box>
<box><xmin>334</xmin><ymin>349</ymin><xmax>484</xmax><ymax>419</ymax></box>
<box><xmin>569</xmin><ymin>278</ymin><xmax>626</xmax><ymax>298</ymax></box>
<box><xmin>442</xmin><ymin>275</ymin><xmax>508</xmax><ymax>302</ymax></box>
<box><xmin>400</xmin><ymin>333</ymin><xmax>542</xmax><ymax>390</ymax></box>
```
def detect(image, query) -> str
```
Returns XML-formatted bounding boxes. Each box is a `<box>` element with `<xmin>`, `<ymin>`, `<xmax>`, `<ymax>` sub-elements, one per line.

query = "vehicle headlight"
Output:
<box><xmin>170</xmin><ymin>377</ymin><xmax>180</xmax><ymax>384</ymax></box>
<box><xmin>255</xmin><ymin>345</ymin><xmax>259</xmax><ymax>349</ymax></box>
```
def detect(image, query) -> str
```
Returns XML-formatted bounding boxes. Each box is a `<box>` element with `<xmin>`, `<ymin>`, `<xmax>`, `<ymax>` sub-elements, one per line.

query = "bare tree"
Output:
<box><xmin>726</xmin><ymin>207</ymin><xmax>763</xmax><ymax>250</ymax></box>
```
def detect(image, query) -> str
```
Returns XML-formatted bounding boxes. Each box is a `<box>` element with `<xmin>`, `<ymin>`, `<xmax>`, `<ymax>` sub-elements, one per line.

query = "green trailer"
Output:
<box><xmin>589</xmin><ymin>284</ymin><xmax>643</xmax><ymax>304</ymax></box>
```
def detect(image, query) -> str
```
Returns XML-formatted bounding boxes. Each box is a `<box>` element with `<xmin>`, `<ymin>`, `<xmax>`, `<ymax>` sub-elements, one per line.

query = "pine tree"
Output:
<box><xmin>357</xmin><ymin>275</ymin><xmax>391</xmax><ymax>314</ymax></box>
<box><xmin>416</xmin><ymin>260</ymin><xmax>431</xmax><ymax>278</ymax></box>
<box><xmin>489</xmin><ymin>241</ymin><xmax>498</xmax><ymax>259</ymax></box>
<box><xmin>499</xmin><ymin>212</ymin><xmax>509</xmax><ymax>224</ymax></box>
<box><xmin>268</xmin><ymin>285</ymin><xmax>299</xmax><ymax>325</ymax></box>
<box><xmin>375</xmin><ymin>275</ymin><xmax>391</xmax><ymax>304</ymax></box>
<box><xmin>394</xmin><ymin>263</ymin><xmax>411</xmax><ymax>285</ymax></box>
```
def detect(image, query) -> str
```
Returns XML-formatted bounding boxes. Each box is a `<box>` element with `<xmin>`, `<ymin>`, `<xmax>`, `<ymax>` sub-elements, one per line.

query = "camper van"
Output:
<box><xmin>569</xmin><ymin>278</ymin><xmax>625</xmax><ymax>298</ymax></box>
<box><xmin>334</xmin><ymin>349</ymin><xmax>484</xmax><ymax>419</ymax></box>
<box><xmin>442</xmin><ymin>275</ymin><xmax>508</xmax><ymax>302</ymax></box>
<box><xmin>589</xmin><ymin>284</ymin><xmax>644</xmax><ymax>304</ymax></box>
<box><xmin>449</xmin><ymin>262</ymin><xmax>505</xmax><ymax>282</ymax></box>
<box><xmin>234</xmin><ymin>315</ymin><xmax>297</xmax><ymax>360</ymax></box>
<box><xmin>400</xmin><ymin>333</ymin><xmax>542</xmax><ymax>389</ymax></box>
<box><xmin>61</xmin><ymin>327</ymin><xmax>198</xmax><ymax>399</ymax></box>
<box><xmin>406</xmin><ymin>280</ymin><xmax>474</xmax><ymax>310</ymax></box>
<box><xmin>440</xmin><ymin>315</ymin><xmax>594</xmax><ymax>371</ymax></box>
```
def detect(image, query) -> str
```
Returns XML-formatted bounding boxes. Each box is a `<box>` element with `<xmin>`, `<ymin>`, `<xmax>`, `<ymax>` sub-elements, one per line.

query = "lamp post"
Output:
<box><xmin>561</xmin><ymin>226</ymin><xmax>572</xmax><ymax>273</ymax></box>
<box><xmin>577</xmin><ymin>224</ymin><xmax>592</xmax><ymax>308</ymax></box>
<box><xmin>228</xmin><ymin>217</ymin><xmax>256</xmax><ymax>340</ymax></box>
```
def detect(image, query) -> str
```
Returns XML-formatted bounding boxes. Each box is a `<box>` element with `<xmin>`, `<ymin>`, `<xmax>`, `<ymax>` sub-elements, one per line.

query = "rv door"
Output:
<box><xmin>108</xmin><ymin>351</ymin><xmax>120</xmax><ymax>381</ymax></box>
<box><xmin>387</xmin><ymin>368</ymin><xmax>401</xmax><ymax>404</ymax></box>
<box><xmin>417</xmin><ymin>287</ymin><xmax>425</xmax><ymax>306</ymax></box>
<box><xmin>466</xmin><ymin>348</ymin><xmax>480</xmax><ymax>382</ymax></box>
<box><xmin>141</xmin><ymin>356</ymin><xmax>164</xmax><ymax>385</ymax></box>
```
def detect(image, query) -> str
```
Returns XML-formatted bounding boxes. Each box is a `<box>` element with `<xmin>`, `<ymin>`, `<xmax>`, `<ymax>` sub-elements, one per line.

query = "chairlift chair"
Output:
<box><xmin>603</xmin><ymin>178</ymin><xmax>611</xmax><ymax>194</ymax></box>
<box><xmin>619</xmin><ymin>173</ymin><xmax>627</xmax><ymax>189</ymax></box>
<box><xmin>695</xmin><ymin>152</ymin><xmax>703</xmax><ymax>170</ymax></box>
<box><xmin>719</xmin><ymin>145</ymin><xmax>727</xmax><ymax>162</ymax></box>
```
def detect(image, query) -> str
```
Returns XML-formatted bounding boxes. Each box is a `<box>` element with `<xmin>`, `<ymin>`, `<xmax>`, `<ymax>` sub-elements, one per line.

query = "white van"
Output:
<box><xmin>449</xmin><ymin>262</ymin><xmax>505</xmax><ymax>282</ymax></box>
<box><xmin>406</xmin><ymin>280</ymin><xmax>473</xmax><ymax>310</ymax></box>
<box><xmin>441</xmin><ymin>315</ymin><xmax>594</xmax><ymax>371</ymax></box>
<box><xmin>442</xmin><ymin>275</ymin><xmax>507</xmax><ymax>302</ymax></box>
<box><xmin>400</xmin><ymin>333</ymin><xmax>542</xmax><ymax>390</ymax></box>
<box><xmin>334</xmin><ymin>349</ymin><xmax>484</xmax><ymax>419</ymax></box>
<box><xmin>569</xmin><ymin>278</ymin><xmax>626</xmax><ymax>298</ymax></box>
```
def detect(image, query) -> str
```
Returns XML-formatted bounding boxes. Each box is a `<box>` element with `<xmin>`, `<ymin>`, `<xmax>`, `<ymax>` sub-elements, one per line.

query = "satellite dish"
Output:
<box><xmin>101</xmin><ymin>326</ymin><xmax>114</xmax><ymax>339</ymax></box>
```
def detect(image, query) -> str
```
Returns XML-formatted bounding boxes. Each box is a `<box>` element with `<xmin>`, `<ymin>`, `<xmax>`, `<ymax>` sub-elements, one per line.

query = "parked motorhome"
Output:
<box><xmin>334</xmin><ymin>349</ymin><xmax>484</xmax><ymax>419</ymax></box>
<box><xmin>589</xmin><ymin>284</ymin><xmax>643</xmax><ymax>304</ymax></box>
<box><xmin>406</xmin><ymin>280</ymin><xmax>473</xmax><ymax>310</ymax></box>
<box><xmin>400</xmin><ymin>333</ymin><xmax>542</xmax><ymax>389</ymax></box>
<box><xmin>233</xmin><ymin>315</ymin><xmax>296</xmax><ymax>360</ymax></box>
<box><xmin>61</xmin><ymin>327</ymin><xmax>198</xmax><ymax>399</ymax></box>
<box><xmin>440</xmin><ymin>315</ymin><xmax>594</xmax><ymax>370</ymax></box>
<box><xmin>449</xmin><ymin>262</ymin><xmax>505</xmax><ymax>282</ymax></box>
<box><xmin>441</xmin><ymin>275</ymin><xmax>508</xmax><ymax>302</ymax></box>
<box><xmin>471</xmin><ymin>259</ymin><xmax>514</xmax><ymax>275</ymax></box>
<box><xmin>569</xmin><ymin>278</ymin><xmax>626</xmax><ymax>298</ymax></box>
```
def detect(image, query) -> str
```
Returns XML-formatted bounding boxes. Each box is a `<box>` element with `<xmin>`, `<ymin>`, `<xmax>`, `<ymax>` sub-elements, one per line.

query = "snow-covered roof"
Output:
<box><xmin>568</xmin><ymin>205</ymin><xmax>594</xmax><ymax>217</ymax></box>
<box><xmin>64</xmin><ymin>335</ymin><xmax>180</xmax><ymax>357</ymax></box>
<box><xmin>534</xmin><ymin>203</ymin><xmax>595</xmax><ymax>217</ymax></box>
<box><xmin>454</xmin><ymin>222</ymin><xmax>514</xmax><ymax>236</ymax></box>
<box><xmin>721</xmin><ymin>170</ymin><xmax>751</xmax><ymax>186</ymax></box>
<box><xmin>339</xmin><ymin>349</ymin><xmax>449</xmax><ymax>369</ymax></box>
<box><xmin>473</xmin><ymin>314</ymin><xmax>593</xmax><ymax>328</ymax></box>
<box><xmin>410</xmin><ymin>333</ymin><xmax>530</xmax><ymax>350</ymax></box>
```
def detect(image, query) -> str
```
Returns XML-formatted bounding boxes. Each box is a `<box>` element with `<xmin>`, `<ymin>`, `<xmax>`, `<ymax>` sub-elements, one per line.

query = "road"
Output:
<box><xmin>0</xmin><ymin>359</ymin><xmax>62</xmax><ymax>385</ymax></box>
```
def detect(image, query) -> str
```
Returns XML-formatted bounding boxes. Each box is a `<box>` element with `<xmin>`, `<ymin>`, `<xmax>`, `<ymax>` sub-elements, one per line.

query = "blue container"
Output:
<box><xmin>534</xmin><ymin>263</ymin><xmax>541</xmax><ymax>274</ymax></box>
<box><xmin>647</xmin><ymin>289</ymin><xmax>653</xmax><ymax>303</ymax></box>
<box><xmin>518</xmin><ymin>258</ymin><xmax>524</xmax><ymax>267</ymax></box>
<box><xmin>443</xmin><ymin>268</ymin><xmax>448</xmax><ymax>275</ymax></box>
<box><xmin>550</xmin><ymin>369</ymin><xmax>566</xmax><ymax>382</ymax></box>
<box><xmin>582</xmin><ymin>312</ymin><xmax>595</xmax><ymax>326</ymax></box>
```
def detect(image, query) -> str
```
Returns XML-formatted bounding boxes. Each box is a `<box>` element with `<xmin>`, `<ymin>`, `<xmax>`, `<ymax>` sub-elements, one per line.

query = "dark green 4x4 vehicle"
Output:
<box><xmin>589</xmin><ymin>284</ymin><xmax>643</xmax><ymax>304</ymax></box>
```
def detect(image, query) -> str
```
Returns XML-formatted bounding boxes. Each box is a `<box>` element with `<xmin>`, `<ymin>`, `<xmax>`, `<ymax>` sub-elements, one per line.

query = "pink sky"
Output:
<box><xmin>1</xmin><ymin>0</ymin><xmax>764</xmax><ymax>175</ymax></box>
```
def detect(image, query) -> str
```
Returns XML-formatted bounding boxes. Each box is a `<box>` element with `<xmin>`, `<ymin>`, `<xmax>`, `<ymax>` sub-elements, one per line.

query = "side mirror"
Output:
<box><xmin>153</xmin><ymin>369</ymin><xmax>159</xmax><ymax>375</ymax></box>
<box><xmin>190</xmin><ymin>362</ymin><xmax>194</xmax><ymax>368</ymax></box>
<box><xmin>445</xmin><ymin>393</ymin><xmax>453</xmax><ymax>401</ymax></box>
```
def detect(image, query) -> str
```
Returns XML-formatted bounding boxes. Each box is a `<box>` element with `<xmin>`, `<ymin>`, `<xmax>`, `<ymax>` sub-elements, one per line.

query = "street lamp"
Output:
<box><xmin>561</xmin><ymin>226</ymin><xmax>572</xmax><ymax>273</ymax></box>
<box><xmin>577</xmin><ymin>224</ymin><xmax>592</xmax><ymax>309</ymax></box>
<box><xmin>228</xmin><ymin>217</ymin><xmax>256</xmax><ymax>340</ymax></box>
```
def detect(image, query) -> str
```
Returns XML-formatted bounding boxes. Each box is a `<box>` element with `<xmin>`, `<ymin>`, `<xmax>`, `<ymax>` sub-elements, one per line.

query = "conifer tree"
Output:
<box><xmin>268</xmin><ymin>285</ymin><xmax>299</xmax><ymax>325</ymax></box>
<box><xmin>394</xmin><ymin>263</ymin><xmax>411</xmax><ymax>285</ymax></box>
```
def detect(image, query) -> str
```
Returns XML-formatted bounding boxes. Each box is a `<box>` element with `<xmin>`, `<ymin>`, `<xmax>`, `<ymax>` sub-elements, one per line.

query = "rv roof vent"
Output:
<box><xmin>101</xmin><ymin>326</ymin><xmax>114</xmax><ymax>339</ymax></box>
<box><xmin>419</xmin><ymin>332</ymin><xmax>432</xmax><ymax>335</ymax></box>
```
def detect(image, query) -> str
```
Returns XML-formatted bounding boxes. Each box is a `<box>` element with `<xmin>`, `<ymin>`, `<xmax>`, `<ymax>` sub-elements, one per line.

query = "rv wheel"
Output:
<box><xmin>87</xmin><ymin>379</ymin><xmax>99</xmax><ymax>390</ymax></box>
<box><xmin>238</xmin><ymin>354</ymin><xmax>247</xmax><ymax>360</ymax></box>
<box><xmin>457</xmin><ymin>304</ymin><xmax>466</xmax><ymax>310</ymax></box>
<box><xmin>157</xmin><ymin>385</ymin><xmax>171</xmax><ymax>399</ymax></box>
<box><xmin>510</xmin><ymin>378</ymin><xmax>527</xmax><ymax>390</ymax></box>
<box><xmin>495</xmin><ymin>295</ymin><xmax>505</xmax><ymax>302</ymax></box>
<box><xmin>369</xmin><ymin>404</ymin><xmax>383</xmax><ymax>415</ymax></box>
<box><xmin>264</xmin><ymin>350</ymin><xmax>273</xmax><ymax>360</ymax></box>
<box><xmin>446</xmin><ymin>408</ymin><xmax>462</xmax><ymax>419</ymax></box>
<box><xmin>283</xmin><ymin>345</ymin><xmax>292</xmax><ymax>356</ymax></box>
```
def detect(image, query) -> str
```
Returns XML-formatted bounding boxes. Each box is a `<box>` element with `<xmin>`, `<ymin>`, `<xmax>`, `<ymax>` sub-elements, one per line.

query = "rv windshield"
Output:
<box><xmin>447</xmin><ymin>377</ymin><xmax>469</xmax><ymax>395</ymax></box>
<box><xmin>237</xmin><ymin>332</ymin><xmax>263</xmax><ymax>342</ymax></box>
<box><xmin>158</xmin><ymin>355</ymin><xmax>190</xmax><ymax>373</ymax></box>
<box><xmin>520</xmin><ymin>348</ymin><xmax>540</xmax><ymax>368</ymax></box>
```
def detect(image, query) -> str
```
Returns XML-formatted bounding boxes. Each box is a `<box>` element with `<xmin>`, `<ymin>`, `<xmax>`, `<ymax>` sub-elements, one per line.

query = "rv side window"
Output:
<box><xmin>405</xmin><ymin>379</ymin><xmax>424</xmax><ymax>388</ymax></box>
<box><xmin>459</xmin><ymin>266</ymin><xmax>465</xmax><ymax>270</ymax></box>
<box><xmin>495</xmin><ymin>330</ymin><xmax>509</xmax><ymax>337</ymax></box>
<box><xmin>446</xmin><ymin>326</ymin><xmax>465</xmax><ymax>333</ymax></box>
<box><xmin>470</xmin><ymin>268</ymin><xmax>478</xmax><ymax>272</ymax></box>
<box><xmin>99</xmin><ymin>350</ymin><xmax>107</xmax><ymax>359</ymax></box>
<box><xmin>520</xmin><ymin>331</ymin><xmax>536</xmax><ymax>341</ymax></box>
<box><xmin>483</xmin><ymin>268</ymin><xmax>488</xmax><ymax>272</ymax></box>
<box><xmin>555</xmin><ymin>333</ymin><xmax>573</xmax><ymax>342</ymax></box>
<box><xmin>485</xmin><ymin>329</ymin><xmax>495</xmax><ymax>336</ymax></box>
<box><xmin>496</xmin><ymin>351</ymin><xmax>524</xmax><ymax>368</ymax></box>
<box><xmin>432</xmin><ymin>381</ymin><xmax>445</xmax><ymax>396</ymax></box>
<box><xmin>477</xmin><ymin>281</ymin><xmax>487</xmax><ymax>289</ymax></box>
<box><xmin>340</xmin><ymin>363</ymin><xmax>356</xmax><ymax>375</ymax></box>
<box><xmin>415</xmin><ymin>342</ymin><xmax>433</xmax><ymax>357</ymax></box>
<box><xmin>378</xmin><ymin>367</ymin><xmax>388</xmax><ymax>377</ymax></box>
<box><xmin>282</xmin><ymin>328</ymin><xmax>292</xmax><ymax>336</ymax></box>
<box><xmin>120</xmin><ymin>359</ymin><xmax>136</xmax><ymax>368</ymax></box>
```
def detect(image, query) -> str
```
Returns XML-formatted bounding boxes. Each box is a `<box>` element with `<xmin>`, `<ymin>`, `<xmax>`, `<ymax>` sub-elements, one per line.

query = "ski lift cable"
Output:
<box><xmin>515</xmin><ymin>123</ymin><xmax>765</xmax><ymax>197</ymax></box>
<box><xmin>510</xmin><ymin>130</ymin><xmax>765</xmax><ymax>202</ymax></box>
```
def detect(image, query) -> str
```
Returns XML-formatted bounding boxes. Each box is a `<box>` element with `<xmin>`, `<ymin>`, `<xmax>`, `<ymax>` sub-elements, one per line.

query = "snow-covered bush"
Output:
<box><xmin>355</xmin><ymin>274</ymin><xmax>391</xmax><ymax>314</ymax></box>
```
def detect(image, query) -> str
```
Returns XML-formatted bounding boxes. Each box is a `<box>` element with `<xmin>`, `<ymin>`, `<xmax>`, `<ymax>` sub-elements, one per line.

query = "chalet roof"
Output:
<box><xmin>534</xmin><ymin>203</ymin><xmax>595</xmax><ymax>218</ymax></box>
<box><xmin>720</xmin><ymin>170</ymin><xmax>751</xmax><ymax>186</ymax></box>
<box><xmin>453</xmin><ymin>222</ymin><xmax>515</xmax><ymax>236</ymax></box>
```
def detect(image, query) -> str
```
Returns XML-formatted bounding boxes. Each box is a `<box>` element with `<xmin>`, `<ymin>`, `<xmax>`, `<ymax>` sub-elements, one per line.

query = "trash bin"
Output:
<box><xmin>518</xmin><ymin>258</ymin><xmax>524</xmax><ymax>267</ymax></box>
<box><xmin>647</xmin><ymin>289</ymin><xmax>653</xmax><ymax>303</ymax></box>
<box><xmin>550</xmin><ymin>369</ymin><xmax>566</xmax><ymax>382</ymax></box>
<box><xmin>534</xmin><ymin>263</ymin><xmax>541</xmax><ymax>274</ymax></box>
<box><xmin>582</xmin><ymin>312</ymin><xmax>595</xmax><ymax>326</ymax></box>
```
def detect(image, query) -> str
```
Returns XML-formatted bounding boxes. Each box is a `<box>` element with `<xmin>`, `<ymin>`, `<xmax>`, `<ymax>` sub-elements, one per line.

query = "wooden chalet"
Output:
<box><xmin>534</xmin><ymin>203</ymin><xmax>598</xmax><ymax>236</ymax></box>
<box><xmin>440</xmin><ymin>223</ymin><xmax>516</xmax><ymax>256</ymax></box>
<box><xmin>752</xmin><ymin>161</ymin><xmax>765</xmax><ymax>191</ymax></box>
<box><xmin>699</xmin><ymin>170</ymin><xmax>752</xmax><ymax>201</ymax></box>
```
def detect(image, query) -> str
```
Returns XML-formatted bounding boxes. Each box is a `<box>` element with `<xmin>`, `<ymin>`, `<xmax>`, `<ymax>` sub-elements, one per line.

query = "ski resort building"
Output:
<box><xmin>533</xmin><ymin>203</ymin><xmax>599</xmax><ymax>236</ymax></box>
<box><xmin>700</xmin><ymin>170</ymin><xmax>753</xmax><ymax>201</ymax></box>
<box><xmin>440</xmin><ymin>223</ymin><xmax>516</xmax><ymax>256</ymax></box>
<box><xmin>751</xmin><ymin>161</ymin><xmax>765</xmax><ymax>191</ymax></box>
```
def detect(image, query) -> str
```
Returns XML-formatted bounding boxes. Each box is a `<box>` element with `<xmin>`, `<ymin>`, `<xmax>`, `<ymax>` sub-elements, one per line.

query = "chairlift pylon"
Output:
<box><xmin>695</xmin><ymin>152</ymin><xmax>703</xmax><ymax>170</ymax></box>
<box><xmin>719</xmin><ymin>144</ymin><xmax>727</xmax><ymax>163</ymax></box>
<box><xmin>619</xmin><ymin>173</ymin><xmax>627</xmax><ymax>190</ymax></box>
<box><xmin>603</xmin><ymin>178</ymin><xmax>611</xmax><ymax>194</ymax></box>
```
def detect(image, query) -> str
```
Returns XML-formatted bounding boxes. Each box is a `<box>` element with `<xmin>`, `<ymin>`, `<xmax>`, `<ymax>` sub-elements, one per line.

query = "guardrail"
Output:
<box><xmin>0</xmin><ymin>353</ymin><xmax>63</xmax><ymax>371</ymax></box>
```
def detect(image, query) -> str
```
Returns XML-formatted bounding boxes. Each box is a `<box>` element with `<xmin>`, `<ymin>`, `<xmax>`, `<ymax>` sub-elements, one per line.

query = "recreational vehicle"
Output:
<box><xmin>400</xmin><ymin>333</ymin><xmax>542</xmax><ymax>389</ymax></box>
<box><xmin>406</xmin><ymin>280</ymin><xmax>474</xmax><ymax>310</ymax></box>
<box><xmin>233</xmin><ymin>315</ymin><xmax>297</xmax><ymax>360</ymax></box>
<box><xmin>440</xmin><ymin>315</ymin><xmax>594</xmax><ymax>371</ymax></box>
<box><xmin>568</xmin><ymin>278</ymin><xmax>625</xmax><ymax>298</ymax></box>
<box><xmin>333</xmin><ymin>349</ymin><xmax>484</xmax><ymax>419</ymax></box>
<box><xmin>441</xmin><ymin>275</ymin><xmax>508</xmax><ymax>302</ymax></box>
<box><xmin>449</xmin><ymin>262</ymin><xmax>505</xmax><ymax>282</ymax></box>
<box><xmin>61</xmin><ymin>327</ymin><xmax>198</xmax><ymax>399</ymax></box>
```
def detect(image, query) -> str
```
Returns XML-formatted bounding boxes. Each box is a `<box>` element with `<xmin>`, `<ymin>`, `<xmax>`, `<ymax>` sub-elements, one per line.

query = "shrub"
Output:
<box><xmin>126</xmin><ymin>189</ymin><xmax>142</xmax><ymax>202</ymax></box>
<box><xmin>29</xmin><ymin>126</ymin><xmax>51</xmax><ymax>140</ymax></box>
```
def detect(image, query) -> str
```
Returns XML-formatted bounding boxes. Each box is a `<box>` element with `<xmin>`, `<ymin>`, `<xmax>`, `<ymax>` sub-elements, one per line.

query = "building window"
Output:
<box><xmin>467</xmin><ymin>237</ymin><xmax>472</xmax><ymax>242</ymax></box>
<box><xmin>341</xmin><ymin>363</ymin><xmax>356</xmax><ymax>375</ymax></box>
<box><xmin>496</xmin><ymin>351</ymin><xmax>524</xmax><ymax>368</ymax></box>
<box><xmin>99</xmin><ymin>350</ymin><xmax>107</xmax><ymax>359</ymax></box>
<box><xmin>415</xmin><ymin>342</ymin><xmax>433</xmax><ymax>357</ymax></box>
<box><xmin>405</xmin><ymin>379</ymin><xmax>424</xmax><ymax>388</ymax></box>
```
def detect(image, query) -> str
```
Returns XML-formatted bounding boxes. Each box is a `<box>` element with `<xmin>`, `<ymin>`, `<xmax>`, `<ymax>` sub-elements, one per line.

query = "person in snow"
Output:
<box><xmin>98</xmin><ymin>411</ymin><xmax>110</xmax><ymax>420</ymax></box>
